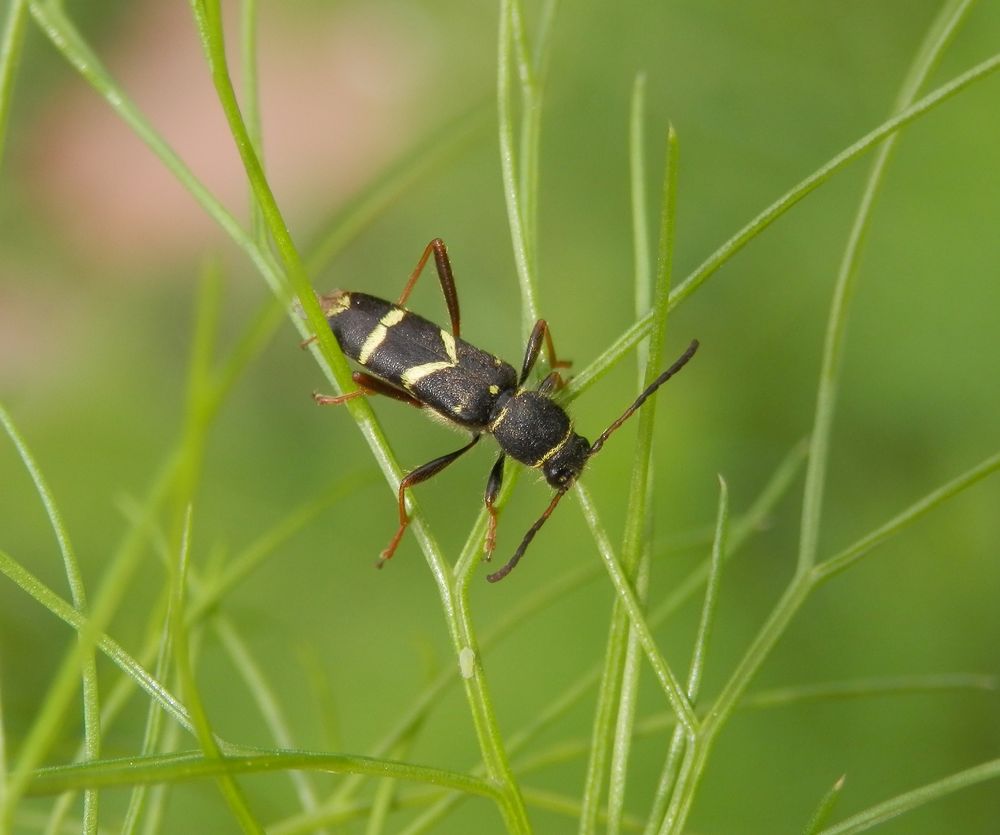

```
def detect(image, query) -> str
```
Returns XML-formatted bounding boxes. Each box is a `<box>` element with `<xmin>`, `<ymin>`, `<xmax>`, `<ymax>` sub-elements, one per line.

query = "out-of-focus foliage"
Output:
<box><xmin>1</xmin><ymin>1</ymin><xmax>998</xmax><ymax>832</ymax></box>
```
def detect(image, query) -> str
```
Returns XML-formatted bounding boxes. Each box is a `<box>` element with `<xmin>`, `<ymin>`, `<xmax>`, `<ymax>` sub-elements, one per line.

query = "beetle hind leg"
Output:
<box><xmin>397</xmin><ymin>238</ymin><xmax>462</xmax><ymax>339</ymax></box>
<box><xmin>377</xmin><ymin>435</ymin><xmax>482</xmax><ymax>567</ymax></box>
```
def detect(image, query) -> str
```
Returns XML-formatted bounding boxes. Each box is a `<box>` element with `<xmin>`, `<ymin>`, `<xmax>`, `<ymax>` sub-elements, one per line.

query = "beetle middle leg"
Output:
<box><xmin>313</xmin><ymin>372</ymin><xmax>423</xmax><ymax>408</ymax></box>
<box><xmin>379</xmin><ymin>434</ymin><xmax>483</xmax><ymax>567</ymax></box>
<box><xmin>483</xmin><ymin>453</ymin><xmax>506</xmax><ymax>557</ymax></box>
<box><xmin>520</xmin><ymin>319</ymin><xmax>572</xmax><ymax>388</ymax></box>
<box><xmin>396</xmin><ymin>238</ymin><xmax>462</xmax><ymax>338</ymax></box>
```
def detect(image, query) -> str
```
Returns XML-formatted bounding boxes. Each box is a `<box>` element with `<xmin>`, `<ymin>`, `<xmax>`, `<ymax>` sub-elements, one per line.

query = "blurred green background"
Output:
<box><xmin>2</xmin><ymin>0</ymin><xmax>999</xmax><ymax>832</ymax></box>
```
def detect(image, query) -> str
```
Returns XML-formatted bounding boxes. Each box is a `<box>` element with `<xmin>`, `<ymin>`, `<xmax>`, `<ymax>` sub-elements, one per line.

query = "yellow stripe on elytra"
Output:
<box><xmin>401</xmin><ymin>361</ymin><xmax>454</xmax><ymax>390</ymax></box>
<box><xmin>440</xmin><ymin>329</ymin><xmax>458</xmax><ymax>364</ymax></box>
<box><xmin>319</xmin><ymin>290</ymin><xmax>350</xmax><ymax>317</ymax></box>
<box><xmin>358</xmin><ymin>308</ymin><xmax>407</xmax><ymax>364</ymax></box>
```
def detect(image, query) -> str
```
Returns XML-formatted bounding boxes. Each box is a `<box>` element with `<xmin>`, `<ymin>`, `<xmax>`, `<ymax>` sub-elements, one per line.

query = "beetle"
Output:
<box><xmin>312</xmin><ymin>238</ymin><xmax>698</xmax><ymax>581</ymax></box>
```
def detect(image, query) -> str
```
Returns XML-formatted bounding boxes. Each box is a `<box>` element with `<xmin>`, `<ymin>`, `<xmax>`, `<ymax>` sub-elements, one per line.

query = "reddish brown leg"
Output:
<box><xmin>313</xmin><ymin>372</ymin><xmax>423</xmax><ymax>408</ymax></box>
<box><xmin>378</xmin><ymin>435</ymin><xmax>482</xmax><ymax>567</ymax></box>
<box><xmin>541</xmin><ymin>321</ymin><xmax>571</xmax><ymax>370</ymax></box>
<box><xmin>486</xmin><ymin>490</ymin><xmax>567</xmax><ymax>583</ymax></box>
<box><xmin>483</xmin><ymin>454</ymin><xmax>506</xmax><ymax>558</ymax></box>
<box><xmin>537</xmin><ymin>370</ymin><xmax>566</xmax><ymax>395</ymax></box>
<box><xmin>397</xmin><ymin>238</ymin><xmax>462</xmax><ymax>338</ymax></box>
<box><xmin>520</xmin><ymin>319</ymin><xmax>572</xmax><ymax>386</ymax></box>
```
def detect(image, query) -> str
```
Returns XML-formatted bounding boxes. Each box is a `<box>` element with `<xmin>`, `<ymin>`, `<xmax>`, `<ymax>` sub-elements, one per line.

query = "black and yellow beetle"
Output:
<box><xmin>313</xmin><ymin>238</ymin><xmax>698</xmax><ymax>581</ymax></box>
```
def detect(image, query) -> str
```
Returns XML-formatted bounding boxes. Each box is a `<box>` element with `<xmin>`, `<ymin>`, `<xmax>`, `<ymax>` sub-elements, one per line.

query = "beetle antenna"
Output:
<box><xmin>486</xmin><ymin>490</ymin><xmax>566</xmax><ymax>582</ymax></box>
<box><xmin>588</xmin><ymin>339</ymin><xmax>699</xmax><ymax>458</ymax></box>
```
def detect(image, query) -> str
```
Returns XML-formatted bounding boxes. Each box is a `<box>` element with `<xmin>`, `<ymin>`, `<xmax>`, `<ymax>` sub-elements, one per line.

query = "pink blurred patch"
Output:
<box><xmin>25</xmin><ymin>2</ymin><xmax>432</xmax><ymax>270</ymax></box>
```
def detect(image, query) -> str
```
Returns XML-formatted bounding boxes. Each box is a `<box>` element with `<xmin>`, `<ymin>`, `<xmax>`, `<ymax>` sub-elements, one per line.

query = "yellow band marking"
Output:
<box><xmin>319</xmin><ymin>290</ymin><xmax>350</xmax><ymax>317</ymax></box>
<box><xmin>380</xmin><ymin>308</ymin><xmax>406</xmax><ymax>327</ymax></box>
<box><xmin>488</xmin><ymin>403</ymin><xmax>510</xmax><ymax>433</ymax></box>
<box><xmin>358</xmin><ymin>326</ymin><xmax>387</xmax><ymax>364</ymax></box>
<box><xmin>536</xmin><ymin>424</ymin><xmax>574</xmax><ymax>467</ymax></box>
<box><xmin>402</xmin><ymin>361</ymin><xmax>454</xmax><ymax>390</ymax></box>
<box><xmin>440</xmin><ymin>329</ymin><xmax>458</xmax><ymax>364</ymax></box>
<box><xmin>359</xmin><ymin>308</ymin><xmax>406</xmax><ymax>364</ymax></box>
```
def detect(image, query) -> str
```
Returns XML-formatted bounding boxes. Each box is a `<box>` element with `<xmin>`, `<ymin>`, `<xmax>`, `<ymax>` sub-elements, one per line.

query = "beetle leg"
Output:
<box><xmin>483</xmin><ymin>453</ymin><xmax>506</xmax><ymax>558</ymax></box>
<box><xmin>397</xmin><ymin>238</ymin><xmax>461</xmax><ymax>339</ymax></box>
<box><xmin>378</xmin><ymin>434</ymin><xmax>482</xmax><ymax>567</ymax></box>
<box><xmin>537</xmin><ymin>370</ymin><xmax>566</xmax><ymax>395</ymax></box>
<box><xmin>313</xmin><ymin>372</ymin><xmax>424</xmax><ymax>408</ymax></box>
<box><xmin>519</xmin><ymin>319</ymin><xmax>571</xmax><ymax>386</ymax></box>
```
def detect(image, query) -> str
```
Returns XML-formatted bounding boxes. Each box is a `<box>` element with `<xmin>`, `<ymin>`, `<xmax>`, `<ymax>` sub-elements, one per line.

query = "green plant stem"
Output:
<box><xmin>170</xmin><ymin>509</ymin><xmax>265</xmax><ymax>833</ymax></box>
<box><xmin>687</xmin><ymin>477</ymin><xmax>728</xmax><ymax>705</ymax></box>
<box><xmin>798</xmin><ymin>0</ymin><xmax>978</xmax><ymax>572</ymax></box>
<box><xmin>0</xmin><ymin>453</ymin><xmax>184</xmax><ymax>829</ymax></box>
<box><xmin>659</xmin><ymin>449</ymin><xmax>1000</xmax><ymax>834</ymax></box>
<box><xmin>498</xmin><ymin>0</ymin><xmax>541</xmax><ymax>333</ymax></box>
<box><xmin>604</xmin><ymin>76</ymin><xmax>655</xmax><ymax>835</ymax></box>
<box><xmin>512</xmin><ymin>672</ymin><xmax>996</xmax><ymax>777</ymax></box>
<box><xmin>509</xmin><ymin>0</ymin><xmax>558</xmax><ymax>300</ymax></box>
<box><xmin>805</xmin><ymin>775</ymin><xmax>846</xmax><ymax>835</ymax></box>
<box><xmin>654</xmin><ymin>7</ymin><xmax>986</xmax><ymax>828</ymax></box>
<box><xmin>817</xmin><ymin>758</ymin><xmax>1000</xmax><ymax>835</ymax></box>
<box><xmin>645</xmin><ymin>477</ymin><xmax>729</xmax><ymax>834</ymax></box>
<box><xmin>12</xmin><ymin>10</ymin><xmax>498</xmax><ymax>819</ymax></box>
<box><xmin>521</xmin><ymin>786</ymin><xmax>646</xmax><ymax>831</ymax></box>
<box><xmin>24</xmin><ymin>750</ymin><xmax>502</xmax><ymax>804</ymax></box>
<box><xmin>0</xmin><ymin>0</ymin><xmax>28</xmax><ymax>171</ymax></box>
<box><xmin>0</xmin><ymin>407</ymin><xmax>102</xmax><ymax>833</ymax></box>
<box><xmin>263</xmin><ymin>440</ymin><xmax>804</xmax><ymax>835</ymax></box>
<box><xmin>186</xmin><ymin>5</ymin><xmax>529</xmax><ymax>829</ymax></box>
<box><xmin>119</xmin><ymin>589</ymin><xmax>174</xmax><ymax>835</ymax></box>
<box><xmin>814</xmin><ymin>450</ymin><xmax>1000</xmax><ymax>582</ymax></box>
<box><xmin>564</xmin><ymin>48</ymin><xmax>1000</xmax><ymax>404</ymax></box>
<box><xmin>585</xmin><ymin>109</ymin><xmax>681</xmax><ymax>835</ymax></box>
<box><xmin>0</xmin><ymin>677</ymin><xmax>7</xmax><ymax>812</ymax></box>
<box><xmin>239</xmin><ymin>0</ymin><xmax>266</xmax><ymax>243</ymax></box>
<box><xmin>0</xmin><ymin>257</ymin><xmax>307</xmax><ymax>826</ymax></box>
<box><xmin>297</xmin><ymin>445</ymin><xmax>804</xmax><ymax>835</ymax></box>
<box><xmin>575</xmin><ymin>484</ymin><xmax>696</xmax><ymax>733</ymax></box>
<box><xmin>27</xmin><ymin>1</ymin><xmax>285</xmax><ymax>294</ymax></box>
<box><xmin>213</xmin><ymin>620</ymin><xmax>325</xmax><ymax>824</ymax></box>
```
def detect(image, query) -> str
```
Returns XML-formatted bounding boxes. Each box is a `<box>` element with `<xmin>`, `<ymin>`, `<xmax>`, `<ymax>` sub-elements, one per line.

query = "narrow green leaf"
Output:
<box><xmin>497</xmin><ymin>0</ymin><xmax>541</xmax><ymax>333</ymax></box>
<box><xmin>602</xmin><ymin>107</ymin><xmax>682</xmax><ymax>835</ymax></box>
<box><xmin>804</xmin><ymin>774</ymin><xmax>846</xmax><ymax>835</ymax></box>
<box><xmin>818</xmin><ymin>759</ymin><xmax>1000</xmax><ymax>835</ymax></box>
<box><xmin>214</xmin><ymin>619</ymin><xmax>325</xmax><ymax>825</ymax></box>
<box><xmin>565</xmin><ymin>49</ymin><xmax>1000</xmax><ymax>404</ymax></box>
<box><xmin>814</xmin><ymin>451</ymin><xmax>1000</xmax><ymax>583</ymax></box>
<box><xmin>120</xmin><ymin>589</ymin><xmax>175</xmax><ymax>835</ymax></box>
<box><xmin>0</xmin><ymin>0</ymin><xmax>29</xmax><ymax>170</ymax></box>
<box><xmin>574</xmin><ymin>482</ymin><xmax>696</xmax><ymax>734</ymax></box>
<box><xmin>169</xmin><ymin>504</ymin><xmax>265</xmax><ymax>833</ymax></box>
<box><xmin>25</xmin><ymin>750</ymin><xmax>501</xmax><ymax>803</ymax></box>
<box><xmin>799</xmin><ymin>0</ymin><xmax>980</xmax><ymax>571</ymax></box>
<box><xmin>0</xmin><ymin>404</ymin><xmax>102</xmax><ymax>832</ymax></box>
